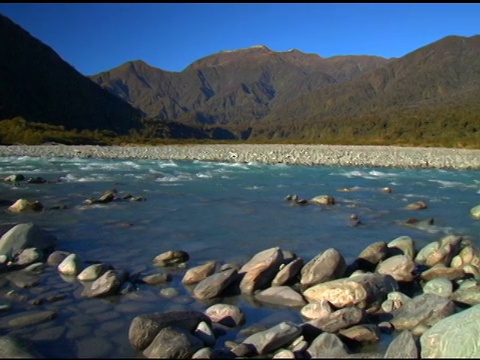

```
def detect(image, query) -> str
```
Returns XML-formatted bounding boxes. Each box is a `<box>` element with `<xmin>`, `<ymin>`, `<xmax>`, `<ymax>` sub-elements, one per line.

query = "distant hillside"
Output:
<box><xmin>90</xmin><ymin>46</ymin><xmax>389</xmax><ymax>126</ymax></box>
<box><xmin>253</xmin><ymin>35</ymin><xmax>480</xmax><ymax>145</ymax></box>
<box><xmin>0</xmin><ymin>13</ymin><xmax>144</xmax><ymax>134</ymax></box>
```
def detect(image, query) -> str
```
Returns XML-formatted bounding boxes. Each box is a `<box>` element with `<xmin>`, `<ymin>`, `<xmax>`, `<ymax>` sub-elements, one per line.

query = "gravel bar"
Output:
<box><xmin>1</xmin><ymin>144</ymin><xmax>480</xmax><ymax>170</ymax></box>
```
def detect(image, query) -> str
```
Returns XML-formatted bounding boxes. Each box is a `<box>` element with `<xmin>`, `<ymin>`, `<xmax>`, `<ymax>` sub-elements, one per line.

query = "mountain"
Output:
<box><xmin>90</xmin><ymin>46</ymin><xmax>389</xmax><ymax>126</ymax></box>
<box><xmin>0</xmin><ymin>13</ymin><xmax>144</xmax><ymax>134</ymax></box>
<box><xmin>253</xmin><ymin>35</ymin><xmax>480</xmax><ymax>144</ymax></box>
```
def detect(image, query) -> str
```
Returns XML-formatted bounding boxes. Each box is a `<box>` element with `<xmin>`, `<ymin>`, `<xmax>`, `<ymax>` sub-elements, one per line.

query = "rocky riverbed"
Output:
<box><xmin>0</xmin><ymin>144</ymin><xmax>480</xmax><ymax>169</ymax></box>
<box><xmin>1</xmin><ymin>214</ymin><xmax>480</xmax><ymax>357</ymax></box>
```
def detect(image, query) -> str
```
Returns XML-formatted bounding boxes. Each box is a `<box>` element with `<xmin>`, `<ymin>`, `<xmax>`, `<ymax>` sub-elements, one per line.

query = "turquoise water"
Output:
<box><xmin>0</xmin><ymin>156</ymin><xmax>479</xmax><ymax>357</ymax></box>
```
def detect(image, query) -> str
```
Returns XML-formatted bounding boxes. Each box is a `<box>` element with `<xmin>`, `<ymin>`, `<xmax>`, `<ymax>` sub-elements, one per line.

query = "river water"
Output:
<box><xmin>0</xmin><ymin>156</ymin><xmax>479</xmax><ymax>357</ymax></box>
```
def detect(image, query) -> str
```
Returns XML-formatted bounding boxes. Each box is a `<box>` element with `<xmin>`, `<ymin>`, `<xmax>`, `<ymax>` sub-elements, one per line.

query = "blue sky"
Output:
<box><xmin>0</xmin><ymin>3</ymin><xmax>478</xmax><ymax>76</ymax></box>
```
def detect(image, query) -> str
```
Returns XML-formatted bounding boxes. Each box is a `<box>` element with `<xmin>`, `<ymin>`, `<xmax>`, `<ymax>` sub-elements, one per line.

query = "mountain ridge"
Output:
<box><xmin>0</xmin><ymin>11</ymin><xmax>479</xmax><ymax>147</ymax></box>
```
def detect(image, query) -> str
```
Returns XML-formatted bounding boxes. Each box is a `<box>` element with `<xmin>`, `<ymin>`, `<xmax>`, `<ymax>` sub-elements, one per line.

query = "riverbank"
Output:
<box><xmin>1</xmin><ymin>144</ymin><xmax>480</xmax><ymax>169</ymax></box>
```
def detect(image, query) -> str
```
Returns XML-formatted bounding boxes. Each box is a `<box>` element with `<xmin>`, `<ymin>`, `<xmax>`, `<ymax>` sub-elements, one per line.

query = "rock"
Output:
<box><xmin>159</xmin><ymin>287</ymin><xmax>178</xmax><ymax>298</ymax></box>
<box><xmin>470</xmin><ymin>204</ymin><xmax>480</xmax><ymax>220</ymax></box>
<box><xmin>423</xmin><ymin>277</ymin><xmax>453</xmax><ymax>297</ymax></box>
<box><xmin>420</xmin><ymin>303</ymin><xmax>480</xmax><ymax>358</ymax></box>
<box><xmin>193</xmin><ymin>268</ymin><xmax>238</xmax><ymax>300</ymax></box>
<box><xmin>405</xmin><ymin>200</ymin><xmax>428</xmax><ymax>210</ymax></box>
<box><xmin>4</xmin><ymin>174</ymin><xmax>24</xmax><ymax>182</ymax></box>
<box><xmin>27</xmin><ymin>176</ymin><xmax>47</xmax><ymax>184</ymax></box>
<box><xmin>77</xmin><ymin>263</ymin><xmax>109</xmax><ymax>281</ymax></box>
<box><xmin>80</xmin><ymin>269</ymin><xmax>124</xmax><ymax>298</ymax></box>
<box><xmin>47</xmin><ymin>250</ymin><xmax>70</xmax><ymax>265</ymax></box>
<box><xmin>181</xmin><ymin>261</ymin><xmax>217</xmax><ymax>285</ymax></box>
<box><xmin>300</xmin><ymin>248</ymin><xmax>347</xmax><ymax>288</ymax></box>
<box><xmin>306</xmin><ymin>332</ymin><xmax>349</xmax><ymax>358</ymax></box>
<box><xmin>242</xmin><ymin>321</ymin><xmax>302</xmax><ymax>355</ymax></box>
<box><xmin>8</xmin><ymin>199</ymin><xmax>44</xmax><ymax>212</ymax></box>
<box><xmin>205</xmin><ymin>303</ymin><xmax>245</xmax><ymax>327</ymax></box>
<box><xmin>194</xmin><ymin>321</ymin><xmax>216</xmax><ymax>347</ymax></box>
<box><xmin>309</xmin><ymin>195</ymin><xmax>335</xmax><ymax>205</ymax></box>
<box><xmin>238</xmin><ymin>247</ymin><xmax>283</xmax><ymax>294</ymax></box>
<box><xmin>142</xmin><ymin>273</ymin><xmax>172</xmax><ymax>285</ymax></box>
<box><xmin>381</xmin><ymin>291</ymin><xmax>412</xmax><ymax>313</ymax></box>
<box><xmin>0</xmin><ymin>335</ymin><xmax>38</xmax><ymax>358</ymax></box>
<box><xmin>142</xmin><ymin>326</ymin><xmax>204</xmax><ymax>358</ymax></box>
<box><xmin>0</xmin><ymin>310</ymin><xmax>56</xmax><ymax>329</ymax></box>
<box><xmin>300</xmin><ymin>300</ymin><xmax>333</xmax><ymax>320</ymax></box>
<box><xmin>57</xmin><ymin>253</ymin><xmax>81</xmax><ymax>276</ymax></box>
<box><xmin>450</xmin><ymin>285</ymin><xmax>480</xmax><ymax>306</ymax></box>
<box><xmin>14</xmin><ymin>247</ymin><xmax>43</xmax><ymax>266</ymax></box>
<box><xmin>128</xmin><ymin>310</ymin><xmax>211</xmax><ymax>351</ymax></box>
<box><xmin>254</xmin><ymin>286</ymin><xmax>306</xmax><ymax>307</ymax></box>
<box><xmin>271</xmin><ymin>258</ymin><xmax>304</xmax><ymax>286</ymax></box>
<box><xmin>402</xmin><ymin>218</ymin><xmax>435</xmax><ymax>232</ymax></box>
<box><xmin>153</xmin><ymin>250</ymin><xmax>189</xmax><ymax>266</ymax></box>
<box><xmin>387</xmin><ymin>235</ymin><xmax>416</xmax><ymax>260</ymax></box>
<box><xmin>375</xmin><ymin>255</ymin><xmax>417</xmax><ymax>282</ymax></box>
<box><xmin>384</xmin><ymin>330</ymin><xmax>418</xmax><ymax>358</ymax></box>
<box><xmin>451</xmin><ymin>245</ymin><xmax>480</xmax><ymax>269</ymax></box>
<box><xmin>303</xmin><ymin>273</ymin><xmax>398</xmax><ymax>311</ymax></box>
<box><xmin>390</xmin><ymin>293</ymin><xmax>456</xmax><ymax>331</ymax></box>
<box><xmin>303</xmin><ymin>306</ymin><xmax>365</xmax><ymax>333</ymax></box>
<box><xmin>273</xmin><ymin>349</ymin><xmax>296</xmax><ymax>358</ymax></box>
<box><xmin>338</xmin><ymin>324</ymin><xmax>380</xmax><ymax>343</ymax></box>
<box><xmin>415</xmin><ymin>235</ymin><xmax>462</xmax><ymax>267</ymax></box>
<box><xmin>98</xmin><ymin>190</ymin><xmax>117</xmax><ymax>203</ymax></box>
<box><xmin>6</xmin><ymin>270</ymin><xmax>40</xmax><ymax>288</ymax></box>
<box><xmin>420</xmin><ymin>264</ymin><xmax>465</xmax><ymax>282</ymax></box>
<box><xmin>192</xmin><ymin>347</ymin><xmax>215</xmax><ymax>359</ymax></box>
<box><xmin>0</xmin><ymin>223</ymin><xmax>56</xmax><ymax>258</ymax></box>
<box><xmin>357</xmin><ymin>241</ymin><xmax>388</xmax><ymax>268</ymax></box>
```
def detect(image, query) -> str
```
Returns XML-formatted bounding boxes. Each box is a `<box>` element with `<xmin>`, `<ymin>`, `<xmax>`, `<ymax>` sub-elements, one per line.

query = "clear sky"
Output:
<box><xmin>0</xmin><ymin>3</ymin><xmax>478</xmax><ymax>76</ymax></box>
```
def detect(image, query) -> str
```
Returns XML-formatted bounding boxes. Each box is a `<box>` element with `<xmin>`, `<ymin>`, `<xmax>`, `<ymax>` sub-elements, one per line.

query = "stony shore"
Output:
<box><xmin>1</xmin><ymin>144</ymin><xmax>480</xmax><ymax>169</ymax></box>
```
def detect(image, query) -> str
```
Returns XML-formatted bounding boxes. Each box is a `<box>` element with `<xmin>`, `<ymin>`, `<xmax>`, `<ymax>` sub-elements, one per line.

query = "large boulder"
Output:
<box><xmin>181</xmin><ymin>261</ymin><xmax>217</xmax><ymax>285</ymax></box>
<box><xmin>129</xmin><ymin>310</ymin><xmax>211</xmax><ymax>351</ymax></box>
<box><xmin>420</xmin><ymin>304</ymin><xmax>480</xmax><ymax>358</ymax></box>
<box><xmin>375</xmin><ymin>255</ymin><xmax>417</xmax><ymax>282</ymax></box>
<box><xmin>390</xmin><ymin>293</ymin><xmax>456</xmax><ymax>331</ymax></box>
<box><xmin>238</xmin><ymin>247</ymin><xmax>283</xmax><ymax>294</ymax></box>
<box><xmin>142</xmin><ymin>326</ymin><xmax>203</xmax><ymax>359</ymax></box>
<box><xmin>0</xmin><ymin>223</ymin><xmax>56</xmax><ymax>258</ymax></box>
<box><xmin>303</xmin><ymin>273</ymin><xmax>398</xmax><ymax>310</ymax></box>
<box><xmin>300</xmin><ymin>248</ymin><xmax>346</xmax><ymax>288</ymax></box>
<box><xmin>242</xmin><ymin>321</ymin><xmax>302</xmax><ymax>355</ymax></box>
<box><xmin>192</xmin><ymin>268</ymin><xmax>238</xmax><ymax>300</ymax></box>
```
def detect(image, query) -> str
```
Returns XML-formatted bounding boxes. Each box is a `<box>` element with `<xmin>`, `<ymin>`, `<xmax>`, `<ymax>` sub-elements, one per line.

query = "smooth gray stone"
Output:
<box><xmin>0</xmin><ymin>335</ymin><xmax>38</xmax><ymax>358</ymax></box>
<box><xmin>143</xmin><ymin>326</ymin><xmax>203</xmax><ymax>359</ymax></box>
<box><xmin>420</xmin><ymin>303</ymin><xmax>480</xmax><ymax>358</ymax></box>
